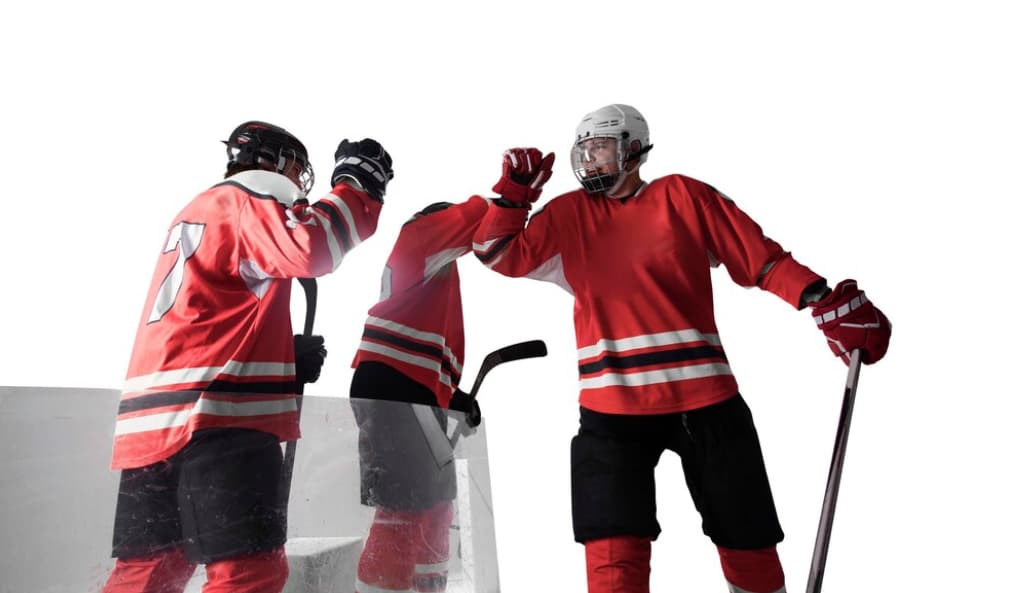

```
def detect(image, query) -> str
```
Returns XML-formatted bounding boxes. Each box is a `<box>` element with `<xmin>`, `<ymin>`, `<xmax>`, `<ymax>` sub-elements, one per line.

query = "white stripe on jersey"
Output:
<box><xmin>358</xmin><ymin>340</ymin><xmax>454</xmax><ymax>388</ymax></box>
<box><xmin>579</xmin><ymin>362</ymin><xmax>733</xmax><ymax>390</ymax></box>
<box><xmin>365</xmin><ymin>316</ymin><xmax>463</xmax><ymax>375</ymax></box>
<box><xmin>577</xmin><ymin>329</ymin><xmax>723</xmax><ymax>361</ymax></box>
<box><xmin>114</xmin><ymin>409</ymin><xmax>190</xmax><ymax>436</ymax></box>
<box><xmin>193</xmin><ymin>396</ymin><xmax>297</xmax><ymax>417</ymax></box>
<box><xmin>114</xmin><ymin>396</ymin><xmax>297</xmax><ymax>436</ymax></box>
<box><xmin>424</xmin><ymin>247</ymin><xmax>469</xmax><ymax>280</ymax></box>
<box><xmin>311</xmin><ymin>209</ymin><xmax>346</xmax><ymax>271</ymax></box>
<box><xmin>472</xmin><ymin>237</ymin><xmax>501</xmax><ymax>252</ymax></box>
<box><xmin>239</xmin><ymin>258</ymin><xmax>273</xmax><ymax>299</ymax></box>
<box><xmin>524</xmin><ymin>253</ymin><xmax>573</xmax><ymax>295</ymax></box>
<box><xmin>122</xmin><ymin>361</ymin><xmax>296</xmax><ymax>392</ymax></box>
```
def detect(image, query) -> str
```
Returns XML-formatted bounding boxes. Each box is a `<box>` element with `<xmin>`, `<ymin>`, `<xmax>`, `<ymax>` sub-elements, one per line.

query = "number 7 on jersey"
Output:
<box><xmin>148</xmin><ymin>221</ymin><xmax>206</xmax><ymax>323</ymax></box>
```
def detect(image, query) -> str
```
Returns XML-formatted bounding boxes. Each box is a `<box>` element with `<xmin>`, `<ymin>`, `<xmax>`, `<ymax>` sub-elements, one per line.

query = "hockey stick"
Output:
<box><xmin>447</xmin><ymin>339</ymin><xmax>548</xmax><ymax>450</ymax></box>
<box><xmin>806</xmin><ymin>348</ymin><xmax>864</xmax><ymax>593</ymax></box>
<box><xmin>280</xmin><ymin>277</ymin><xmax>317</xmax><ymax>513</ymax></box>
<box><xmin>297</xmin><ymin>277</ymin><xmax>318</xmax><ymax>338</ymax></box>
<box><xmin>412</xmin><ymin>339</ymin><xmax>549</xmax><ymax>469</ymax></box>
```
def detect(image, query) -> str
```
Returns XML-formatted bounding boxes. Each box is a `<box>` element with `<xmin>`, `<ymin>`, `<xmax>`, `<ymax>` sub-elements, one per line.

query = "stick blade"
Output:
<box><xmin>484</xmin><ymin>339</ymin><xmax>548</xmax><ymax>367</ymax></box>
<box><xmin>470</xmin><ymin>340</ymin><xmax>548</xmax><ymax>399</ymax></box>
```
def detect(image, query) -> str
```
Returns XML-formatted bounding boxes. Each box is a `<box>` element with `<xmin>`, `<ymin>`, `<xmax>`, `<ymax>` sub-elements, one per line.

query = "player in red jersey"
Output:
<box><xmin>472</xmin><ymin>105</ymin><xmax>891</xmax><ymax>593</ymax></box>
<box><xmin>348</xmin><ymin>197</ymin><xmax>489</xmax><ymax>593</ymax></box>
<box><xmin>101</xmin><ymin>122</ymin><xmax>394</xmax><ymax>593</ymax></box>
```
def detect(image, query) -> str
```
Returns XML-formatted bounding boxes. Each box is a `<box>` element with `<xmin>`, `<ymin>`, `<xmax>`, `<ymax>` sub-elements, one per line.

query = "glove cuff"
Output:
<box><xmin>332</xmin><ymin>174</ymin><xmax>366</xmax><ymax>193</ymax></box>
<box><xmin>493</xmin><ymin>177</ymin><xmax>538</xmax><ymax>204</ymax></box>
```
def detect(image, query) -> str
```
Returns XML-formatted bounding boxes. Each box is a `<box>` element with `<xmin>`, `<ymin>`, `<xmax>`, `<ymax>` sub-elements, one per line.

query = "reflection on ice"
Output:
<box><xmin>0</xmin><ymin>387</ymin><xmax>499</xmax><ymax>593</ymax></box>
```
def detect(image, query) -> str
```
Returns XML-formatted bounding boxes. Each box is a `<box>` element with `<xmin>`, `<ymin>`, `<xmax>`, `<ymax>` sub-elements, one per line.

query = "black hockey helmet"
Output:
<box><xmin>223</xmin><ymin>121</ymin><xmax>314</xmax><ymax>194</ymax></box>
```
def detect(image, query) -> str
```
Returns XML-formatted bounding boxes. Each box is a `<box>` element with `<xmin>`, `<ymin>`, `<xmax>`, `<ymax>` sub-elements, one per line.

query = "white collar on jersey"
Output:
<box><xmin>226</xmin><ymin>170</ymin><xmax>306</xmax><ymax>207</ymax></box>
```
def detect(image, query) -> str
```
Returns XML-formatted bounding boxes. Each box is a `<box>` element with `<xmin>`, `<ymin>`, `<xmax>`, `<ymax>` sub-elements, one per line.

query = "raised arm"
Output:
<box><xmin>472</xmin><ymin>148</ymin><xmax>570</xmax><ymax>290</ymax></box>
<box><xmin>238</xmin><ymin>138</ymin><xmax>393</xmax><ymax>278</ymax></box>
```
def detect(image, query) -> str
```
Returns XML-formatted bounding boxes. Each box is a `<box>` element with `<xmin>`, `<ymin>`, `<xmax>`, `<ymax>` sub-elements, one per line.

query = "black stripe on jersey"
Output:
<box><xmin>362</xmin><ymin>328</ymin><xmax>462</xmax><ymax>386</ymax></box>
<box><xmin>205</xmin><ymin>380</ymin><xmax>297</xmax><ymax>394</ymax></box>
<box><xmin>443</xmin><ymin>360</ymin><xmax>461</xmax><ymax>388</ymax></box>
<box><xmin>118</xmin><ymin>381</ymin><xmax>296</xmax><ymax>414</ymax></box>
<box><xmin>119</xmin><ymin>391</ymin><xmax>199</xmax><ymax>414</ymax></box>
<box><xmin>475</xmin><ymin>234</ymin><xmax>516</xmax><ymax>264</ymax></box>
<box><xmin>578</xmin><ymin>345</ymin><xmax>727</xmax><ymax>376</ymax></box>
<box><xmin>312</xmin><ymin>201</ymin><xmax>354</xmax><ymax>252</ymax></box>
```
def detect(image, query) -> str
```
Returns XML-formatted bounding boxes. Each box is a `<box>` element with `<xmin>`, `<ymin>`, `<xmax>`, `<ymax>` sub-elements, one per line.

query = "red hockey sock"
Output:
<box><xmin>412</xmin><ymin>502</ymin><xmax>454</xmax><ymax>593</ymax></box>
<box><xmin>717</xmin><ymin>546</ymin><xmax>785</xmax><ymax>593</ymax></box>
<box><xmin>101</xmin><ymin>548</ymin><xmax>196</xmax><ymax>593</ymax></box>
<box><xmin>358</xmin><ymin>508</ymin><xmax>419</xmax><ymax>593</ymax></box>
<box><xmin>584</xmin><ymin>536</ymin><xmax>652</xmax><ymax>593</ymax></box>
<box><xmin>203</xmin><ymin>548</ymin><xmax>289</xmax><ymax>593</ymax></box>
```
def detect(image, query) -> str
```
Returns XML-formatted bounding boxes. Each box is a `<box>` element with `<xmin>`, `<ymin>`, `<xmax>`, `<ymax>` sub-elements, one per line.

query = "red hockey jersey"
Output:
<box><xmin>473</xmin><ymin>174</ymin><xmax>823</xmax><ymax>415</ymax></box>
<box><xmin>112</xmin><ymin>170</ymin><xmax>382</xmax><ymax>469</ymax></box>
<box><xmin>351</xmin><ymin>196</ymin><xmax>490</xmax><ymax>408</ymax></box>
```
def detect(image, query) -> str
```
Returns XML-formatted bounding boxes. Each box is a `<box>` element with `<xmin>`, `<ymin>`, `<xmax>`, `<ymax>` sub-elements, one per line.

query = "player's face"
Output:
<box><xmin>574</xmin><ymin>137</ymin><xmax>621</xmax><ymax>175</ymax></box>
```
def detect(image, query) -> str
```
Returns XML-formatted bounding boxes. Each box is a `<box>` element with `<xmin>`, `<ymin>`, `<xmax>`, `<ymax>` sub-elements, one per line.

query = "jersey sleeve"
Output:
<box><xmin>471</xmin><ymin>200</ymin><xmax>568</xmax><ymax>290</ymax></box>
<box><xmin>384</xmin><ymin>196</ymin><xmax>490</xmax><ymax>296</ymax></box>
<box><xmin>237</xmin><ymin>183</ymin><xmax>383</xmax><ymax>279</ymax></box>
<box><xmin>687</xmin><ymin>178</ymin><xmax>823</xmax><ymax>309</ymax></box>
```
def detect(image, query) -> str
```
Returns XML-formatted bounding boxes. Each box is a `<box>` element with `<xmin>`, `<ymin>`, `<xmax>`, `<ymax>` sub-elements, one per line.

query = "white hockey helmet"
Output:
<box><xmin>571</xmin><ymin>104</ymin><xmax>652</xmax><ymax>194</ymax></box>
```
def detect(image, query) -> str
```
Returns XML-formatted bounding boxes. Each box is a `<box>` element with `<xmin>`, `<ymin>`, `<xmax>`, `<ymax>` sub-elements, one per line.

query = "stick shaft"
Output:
<box><xmin>280</xmin><ymin>278</ymin><xmax>317</xmax><ymax>514</ymax></box>
<box><xmin>806</xmin><ymin>349</ymin><xmax>863</xmax><ymax>593</ymax></box>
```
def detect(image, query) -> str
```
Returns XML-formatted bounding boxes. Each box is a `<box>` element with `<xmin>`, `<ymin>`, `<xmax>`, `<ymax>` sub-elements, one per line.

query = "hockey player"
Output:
<box><xmin>101</xmin><ymin>122</ymin><xmax>394</xmax><ymax>593</ymax></box>
<box><xmin>348</xmin><ymin>196</ymin><xmax>490</xmax><ymax>593</ymax></box>
<box><xmin>472</xmin><ymin>105</ymin><xmax>891</xmax><ymax>593</ymax></box>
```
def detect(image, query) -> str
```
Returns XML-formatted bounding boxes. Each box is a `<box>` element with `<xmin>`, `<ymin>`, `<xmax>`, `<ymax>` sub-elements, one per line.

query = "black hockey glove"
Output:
<box><xmin>449</xmin><ymin>389</ymin><xmax>482</xmax><ymax>428</ymax></box>
<box><xmin>331</xmin><ymin>138</ymin><xmax>394</xmax><ymax>203</ymax></box>
<box><xmin>294</xmin><ymin>334</ymin><xmax>327</xmax><ymax>384</ymax></box>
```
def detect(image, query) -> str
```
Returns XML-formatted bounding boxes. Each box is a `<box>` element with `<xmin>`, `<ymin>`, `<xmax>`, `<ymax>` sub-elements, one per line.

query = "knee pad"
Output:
<box><xmin>717</xmin><ymin>546</ymin><xmax>785</xmax><ymax>593</ymax></box>
<box><xmin>585</xmin><ymin>536</ymin><xmax>652</xmax><ymax>593</ymax></box>
<box><xmin>102</xmin><ymin>548</ymin><xmax>196</xmax><ymax>593</ymax></box>
<box><xmin>204</xmin><ymin>548</ymin><xmax>288</xmax><ymax>593</ymax></box>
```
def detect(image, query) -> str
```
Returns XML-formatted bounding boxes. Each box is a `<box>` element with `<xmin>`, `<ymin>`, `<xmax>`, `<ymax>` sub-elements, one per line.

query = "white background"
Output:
<box><xmin>2</xmin><ymin>1</ymin><xmax>1022</xmax><ymax>591</ymax></box>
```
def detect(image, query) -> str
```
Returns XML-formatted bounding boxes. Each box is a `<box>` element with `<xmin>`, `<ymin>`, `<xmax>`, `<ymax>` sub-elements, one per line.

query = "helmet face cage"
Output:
<box><xmin>225</xmin><ymin>122</ymin><xmax>315</xmax><ymax>194</ymax></box>
<box><xmin>571</xmin><ymin>135</ymin><xmax>630</xmax><ymax>194</ymax></box>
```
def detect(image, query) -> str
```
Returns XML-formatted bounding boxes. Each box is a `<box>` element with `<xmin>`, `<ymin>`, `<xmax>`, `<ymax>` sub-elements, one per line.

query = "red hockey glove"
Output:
<box><xmin>811</xmin><ymin>279</ymin><xmax>891</xmax><ymax>365</ymax></box>
<box><xmin>492</xmin><ymin>147</ymin><xmax>555</xmax><ymax>205</ymax></box>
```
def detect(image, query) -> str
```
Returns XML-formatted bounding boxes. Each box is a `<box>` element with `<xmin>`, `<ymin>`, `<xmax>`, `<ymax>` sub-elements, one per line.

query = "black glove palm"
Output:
<box><xmin>294</xmin><ymin>334</ymin><xmax>327</xmax><ymax>384</ymax></box>
<box><xmin>331</xmin><ymin>138</ymin><xmax>394</xmax><ymax>203</ymax></box>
